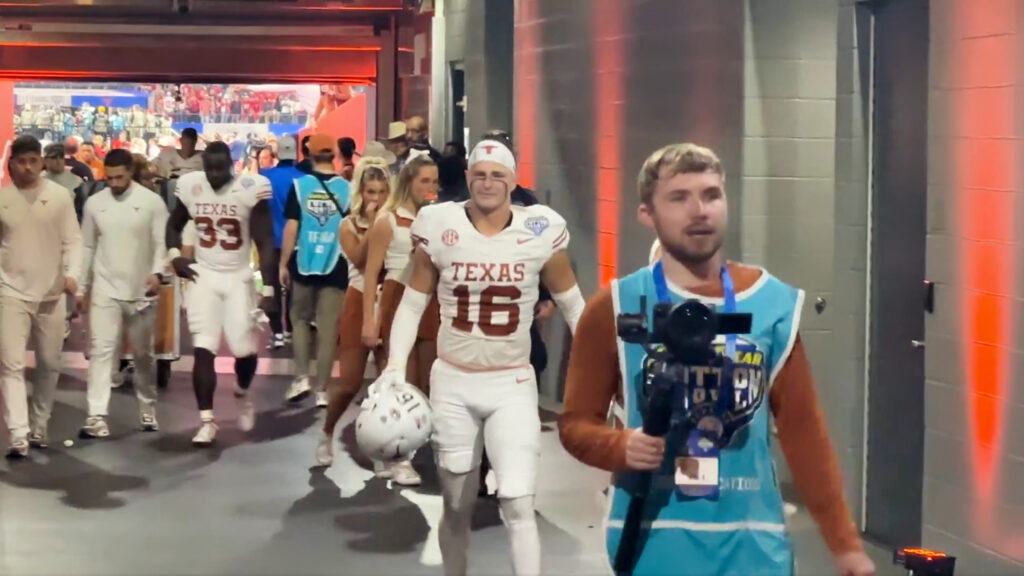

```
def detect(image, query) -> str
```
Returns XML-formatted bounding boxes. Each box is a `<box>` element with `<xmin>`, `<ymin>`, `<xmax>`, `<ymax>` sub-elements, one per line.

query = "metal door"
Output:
<box><xmin>866</xmin><ymin>0</ymin><xmax>929</xmax><ymax>548</ymax></box>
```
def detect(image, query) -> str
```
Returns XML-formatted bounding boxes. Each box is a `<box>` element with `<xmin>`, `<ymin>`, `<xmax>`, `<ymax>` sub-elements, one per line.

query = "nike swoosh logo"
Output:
<box><xmin>516</xmin><ymin>377</ymin><xmax>531</xmax><ymax>384</ymax></box>
<box><xmin>517</xmin><ymin>238</ymin><xmax>533</xmax><ymax>244</ymax></box>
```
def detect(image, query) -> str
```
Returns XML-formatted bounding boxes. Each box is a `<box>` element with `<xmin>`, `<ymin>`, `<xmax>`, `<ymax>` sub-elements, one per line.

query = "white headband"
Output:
<box><xmin>468</xmin><ymin>140</ymin><xmax>516</xmax><ymax>174</ymax></box>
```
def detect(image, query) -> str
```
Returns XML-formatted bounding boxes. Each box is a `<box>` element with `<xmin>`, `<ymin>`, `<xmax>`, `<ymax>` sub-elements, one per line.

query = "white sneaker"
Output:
<box><xmin>139</xmin><ymin>405</ymin><xmax>159</xmax><ymax>432</ymax></box>
<box><xmin>267</xmin><ymin>333</ymin><xmax>286</xmax><ymax>350</ymax></box>
<box><xmin>390</xmin><ymin>461</ymin><xmax>422</xmax><ymax>486</ymax></box>
<box><xmin>6</xmin><ymin>435</ymin><xmax>28</xmax><ymax>458</ymax></box>
<box><xmin>27</xmin><ymin>428</ymin><xmax>48</xmax><ymax>449</ymax></box>
<box><xmin>373</xmin><ymin>460</ymin><xmax>394</xmax><ymax>479</ymax></box>
<box><xmin>316</xmin><ymin>431</ymin><xmax>333</xmax><ymax>466</ymax></box>
<box><xmin>237</xmin><ymin>396</ymin><xmax>255</xmax><ymax>432</ymax></box>
<box><xmin>80</xmin><ymin>416</ymin><xmax>110</xmax><ymax>438</ymax></box>
<box><xmin>784</xmin><ymin>502</ymin><xmax>798</xmax><ymax>518</ymax></box>
<box><xmin>315</xmin><ymin>390</ymin><xmax>328</xmax><ymax>408</ymax></box>
<box><xmin>285</xmin><ymin>376</ymin><xmax>311</xmax><ymax>403</ymax></box>
<box><xmin>192</xmin><ymin>420</ymin><xmax>218</xmax><ymax>446</ymax></box>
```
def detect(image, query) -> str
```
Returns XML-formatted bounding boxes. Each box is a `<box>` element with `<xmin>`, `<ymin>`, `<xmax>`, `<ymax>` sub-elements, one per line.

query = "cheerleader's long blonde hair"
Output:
<box><xmin>349</xmin><ymin>156</ymin><xmax>392</xmax><ymax>219</ymax></box>
<box><xmin>383</xmin><ymin>154</ymin><xmax>436</xmax><ymax>213</ymax></box>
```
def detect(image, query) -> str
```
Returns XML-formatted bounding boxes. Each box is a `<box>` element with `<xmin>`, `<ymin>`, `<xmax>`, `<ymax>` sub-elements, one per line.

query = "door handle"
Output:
<box><xmin>911</xmin><ymin>340</ymin><xmax>925</xmax><ymax>348</ymax></box>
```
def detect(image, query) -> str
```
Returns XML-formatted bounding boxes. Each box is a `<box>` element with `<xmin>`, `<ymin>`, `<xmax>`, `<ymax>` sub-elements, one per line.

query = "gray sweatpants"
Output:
<box><xmin>290</xmin><ymin>282</ymin><xmax>344</xmax><ymax>392</ymax></box>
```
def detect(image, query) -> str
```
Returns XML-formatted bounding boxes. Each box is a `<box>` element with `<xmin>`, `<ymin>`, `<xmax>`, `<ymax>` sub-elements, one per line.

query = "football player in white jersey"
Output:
<box><xmin>374</xmin><ymin>138</ymin><xmax>586</xmax><ymax>576</ymax></box>
<box><xmin>165</xmin><ymin>142</ymin><xmax>277</xmax><ymax>446</ymax></box>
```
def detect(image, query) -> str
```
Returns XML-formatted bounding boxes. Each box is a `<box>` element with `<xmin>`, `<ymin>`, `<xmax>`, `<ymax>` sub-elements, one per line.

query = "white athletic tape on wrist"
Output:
<box><xmin>386</xmin><ymin>287</ymin><xmax>429</xmax><ymax>375</ymax></box>
<box><xmin>468</xmin><ymin>139</ymin><xmax>516</xmax><ymax>174</ymax></box>
<box><xmin>552</xmin><ymin>284</ymin><xmax>585</xmax><ymax>336</ymax></box>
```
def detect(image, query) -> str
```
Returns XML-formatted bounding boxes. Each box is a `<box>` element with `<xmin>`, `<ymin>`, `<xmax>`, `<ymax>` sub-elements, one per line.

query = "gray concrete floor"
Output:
<box><xmin>0</xmin><ymin>324</ymin><xmax>902</xmax><ymax>576</ymax></box>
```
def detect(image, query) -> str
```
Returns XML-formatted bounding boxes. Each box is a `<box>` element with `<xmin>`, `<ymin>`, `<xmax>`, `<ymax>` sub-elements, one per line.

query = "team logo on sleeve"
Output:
<box><xmin>442</xmin><ymin>229</ymin><xmax>459</xmax><ymax>246</ymax></box>
<box><xmin>524</xmin><ymin>216</ymin><xmax>549</xmax><ymax>236</ymax></box>
<box><xmin>240</xmin><ymin>177</ymin><xmax>254</xmax><ymax>189</ymax></box>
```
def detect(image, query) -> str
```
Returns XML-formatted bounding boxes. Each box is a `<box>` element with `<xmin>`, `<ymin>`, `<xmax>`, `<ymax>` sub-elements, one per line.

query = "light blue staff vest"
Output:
<box><xmin>295</xmin><ymin>174</ymin><xmax>349</xmax><ymax>276</ymax></box>
<box><xmin>606</xmin><ymin>265</ymin><xmax>804</xmax><ymax>576</ymax></box>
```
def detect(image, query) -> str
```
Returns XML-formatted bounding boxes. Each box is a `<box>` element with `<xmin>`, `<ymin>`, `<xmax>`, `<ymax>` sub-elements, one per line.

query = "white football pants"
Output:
<box><xmin>431</xmin><ymin>359</ymin><xmax>542</xmax><ymax>576</ymax></box>
<box><xmin>185</xmin><ymin>266</ymin><xmax>258</xmax><ymax>357</ymax></box>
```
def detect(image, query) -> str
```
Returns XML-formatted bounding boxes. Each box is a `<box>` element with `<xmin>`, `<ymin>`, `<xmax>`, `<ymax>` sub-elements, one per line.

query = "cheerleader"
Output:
<box><xmin>317</xmin><ymin>157</ymin><xmax>391</xmax><ymax>465</ymax></box>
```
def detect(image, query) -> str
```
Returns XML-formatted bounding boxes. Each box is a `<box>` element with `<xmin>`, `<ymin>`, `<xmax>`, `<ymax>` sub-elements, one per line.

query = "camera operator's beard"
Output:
<box><xmin>661</xmin><ymin>235</ymin><xmax>723</xmax><ymax>267</ymax></box>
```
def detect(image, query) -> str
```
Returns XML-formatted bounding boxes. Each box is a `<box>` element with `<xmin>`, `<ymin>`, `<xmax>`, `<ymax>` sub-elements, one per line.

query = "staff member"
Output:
<box><xmin>76</xmin><ymin>149</ymin><xmax>169</xmax><ymax>438</ymax></box>
<box><xmin>0</xmin><ymin>135</ymin><xmax>82</xmax><ymax>458</ymax></box>
<box><xmin>558</xmin><ymin>143</ymin><xmax>874</xmax><ymax>576</ymax></box>
<box><xmin>279</xmin><ymin>133</ymin><xmax>350</xmax><ymax>407</ymax></box>
<box><xmin>261</xmin><ymin>135</ymin><xmax>304</xmax><ymax>348</ymax></box>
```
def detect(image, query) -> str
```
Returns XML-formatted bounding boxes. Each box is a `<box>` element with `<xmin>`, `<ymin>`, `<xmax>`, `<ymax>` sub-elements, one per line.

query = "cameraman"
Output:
<box><xmin>558</xmin><ymin>143</ymin><xmax>874</xmax><ymax>576</ymax></box>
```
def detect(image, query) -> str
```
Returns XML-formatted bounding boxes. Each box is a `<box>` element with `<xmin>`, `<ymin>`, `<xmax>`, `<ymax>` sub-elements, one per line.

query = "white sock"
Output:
<box><xmin>200</xmin><ymin>410</ymin><xmax>214</xmax><ymax>422</ymax></box>
<box><xmin>438</xmin><ymin>468</ymin><xmax>479</xmax><ymax>576</ymax></box>
<box><xmin>500</xmin><ymin>496</ymin><xmax>540</xmax><ymax>576</ymax></box>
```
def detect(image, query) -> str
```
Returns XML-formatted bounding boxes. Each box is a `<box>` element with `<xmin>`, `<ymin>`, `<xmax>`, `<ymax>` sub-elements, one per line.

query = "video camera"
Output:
<box><xmin>616</xmin><ymin>297</ymin><xmax>753</xmax><ymax>441</ymax></box>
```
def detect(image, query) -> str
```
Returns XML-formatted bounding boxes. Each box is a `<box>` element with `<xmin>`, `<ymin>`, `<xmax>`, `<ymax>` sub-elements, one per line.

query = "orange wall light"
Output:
<box><xmin>592</xmin><ymin>0</ymin><xmax>624</xmax><ymax>287</ymax></box>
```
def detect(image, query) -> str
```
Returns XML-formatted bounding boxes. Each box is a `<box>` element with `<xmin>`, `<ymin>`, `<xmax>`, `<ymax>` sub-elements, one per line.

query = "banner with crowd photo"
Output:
<box><xmin>170</xmin><ymin>122</ymin><xmax>306</xmax><ymax>139</ymax></box>
<box><xmin>14</xmin><ymin>87</ymin><xmax>149</xmax><ymax>110</ymax></box>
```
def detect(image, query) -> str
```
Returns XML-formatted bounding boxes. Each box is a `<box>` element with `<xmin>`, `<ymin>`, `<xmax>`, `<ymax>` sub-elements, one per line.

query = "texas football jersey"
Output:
<box><xmin>176</xmin><ymin>171</ymin><xmax>271</xmax><ymax>273</ymax></box>
<box><xmin>411</xmin><ymin>201</ymin><xmax>570</xmax><ymax>370</ymax></box>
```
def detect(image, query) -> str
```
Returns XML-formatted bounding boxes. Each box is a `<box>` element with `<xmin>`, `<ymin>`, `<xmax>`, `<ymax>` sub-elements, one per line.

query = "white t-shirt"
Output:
<box><xmin>175</xmin><ymin>171</ymin><xmax>271</xmax><ymax>273</ymax></box>
<box><xmin>156</xmin><ymin>149</ymin><xmax>204</xmax><ymax>178</ymax></box>
<box><xmin>79</xmin><ymin>183</ymin><xmax>168</xmax><ymax>300</ymax></box>
<box><xmin>411</xmin><ymin>201</ymin><xmax>569</xmax><ymax>370</ymax></box>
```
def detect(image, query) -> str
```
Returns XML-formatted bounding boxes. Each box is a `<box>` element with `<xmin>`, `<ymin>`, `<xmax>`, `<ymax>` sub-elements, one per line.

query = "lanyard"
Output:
<box><xmin>651</xmin><ymin>260</ymin><xmax>737</xmax><ymax>360</ymax></box>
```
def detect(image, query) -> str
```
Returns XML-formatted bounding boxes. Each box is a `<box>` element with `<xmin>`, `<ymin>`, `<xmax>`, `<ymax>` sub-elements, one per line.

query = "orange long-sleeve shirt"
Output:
<box><xmin>558</xmin><ymin>262</ymin><xmax>864</xmax><ymax>555</ymax></box>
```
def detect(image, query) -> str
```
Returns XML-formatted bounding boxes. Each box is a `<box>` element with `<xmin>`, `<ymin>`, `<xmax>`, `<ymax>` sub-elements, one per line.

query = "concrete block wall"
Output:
<box><xmin>829</xmin><ymin>0</ymin><xmax>871</xmax><ymax>520</ymax></box>
<box><xmin>742</xmin><ymin>0</ymin><xmax>839</xmax><ymax>390</ymax></box>
<box><xmin>743</xmin><ymin>0</ymin><xmax>874</xmax><ymax>525</ymax></box>
<box><xmin>923</xmin><ymin>0</ymin><xmax>1024</xmax><ymax>571</ymax></box>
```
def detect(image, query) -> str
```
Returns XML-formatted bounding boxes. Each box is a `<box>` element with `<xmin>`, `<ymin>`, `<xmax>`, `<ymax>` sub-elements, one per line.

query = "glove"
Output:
<box><xmin>171</xmin><ymin>257</ymin><xmax>198</xmax><ymax>281</ymax></box>
<box><xmin>365</xmin><ymin>367</ymin><xmax>405</xmax><ymax>403</ymax></box>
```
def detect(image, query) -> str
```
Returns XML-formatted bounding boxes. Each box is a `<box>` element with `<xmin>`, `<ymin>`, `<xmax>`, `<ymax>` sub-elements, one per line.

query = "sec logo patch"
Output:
<box><xmin>442</xmin><ymin>229</ymin><xmax>459</xmax><ymax>246</ymax></box>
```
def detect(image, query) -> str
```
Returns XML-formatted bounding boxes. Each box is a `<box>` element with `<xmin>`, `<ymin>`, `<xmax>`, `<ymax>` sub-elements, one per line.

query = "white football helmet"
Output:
<box><xmin>356</xmin><ymin>376</ymin><xmax>433</xmax><ymax>463</ymax></box>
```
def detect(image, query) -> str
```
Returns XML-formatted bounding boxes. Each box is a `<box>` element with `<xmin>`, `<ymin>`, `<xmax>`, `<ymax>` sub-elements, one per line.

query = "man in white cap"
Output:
<box><xmin>259</xmin><ymin>135</ymin><xmax>305</xmax><ymax>347</ymax></box>
<box><xmin>371</xmin><ymin>137</ymin><xmax>586</xmax><ymax>575</ymax></box>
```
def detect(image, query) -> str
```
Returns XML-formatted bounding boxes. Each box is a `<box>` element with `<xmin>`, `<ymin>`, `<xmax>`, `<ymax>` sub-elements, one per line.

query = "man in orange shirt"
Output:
<box><xmin>558</xmin><ymin>143</ymin><xmax>875</xmax><ymax>576</ymax></box>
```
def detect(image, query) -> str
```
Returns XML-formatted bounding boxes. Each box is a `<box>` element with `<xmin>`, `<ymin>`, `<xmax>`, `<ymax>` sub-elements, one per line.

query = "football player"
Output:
<box><xmin>165</xmin><ymin>142</ymin><xmax>276</xmax><ymax>446</ymax></box>
<box><xmin>373</xmin><ymin>138</ymin><xmax>586</xmax><ymax>575</ymax></box>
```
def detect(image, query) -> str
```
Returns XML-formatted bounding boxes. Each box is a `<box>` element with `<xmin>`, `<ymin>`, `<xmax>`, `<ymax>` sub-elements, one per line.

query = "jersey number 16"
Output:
<box><xmin>452</xmin><ymin>285</ymin><xmax>521</xmax><ymax>337</ymax></box>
